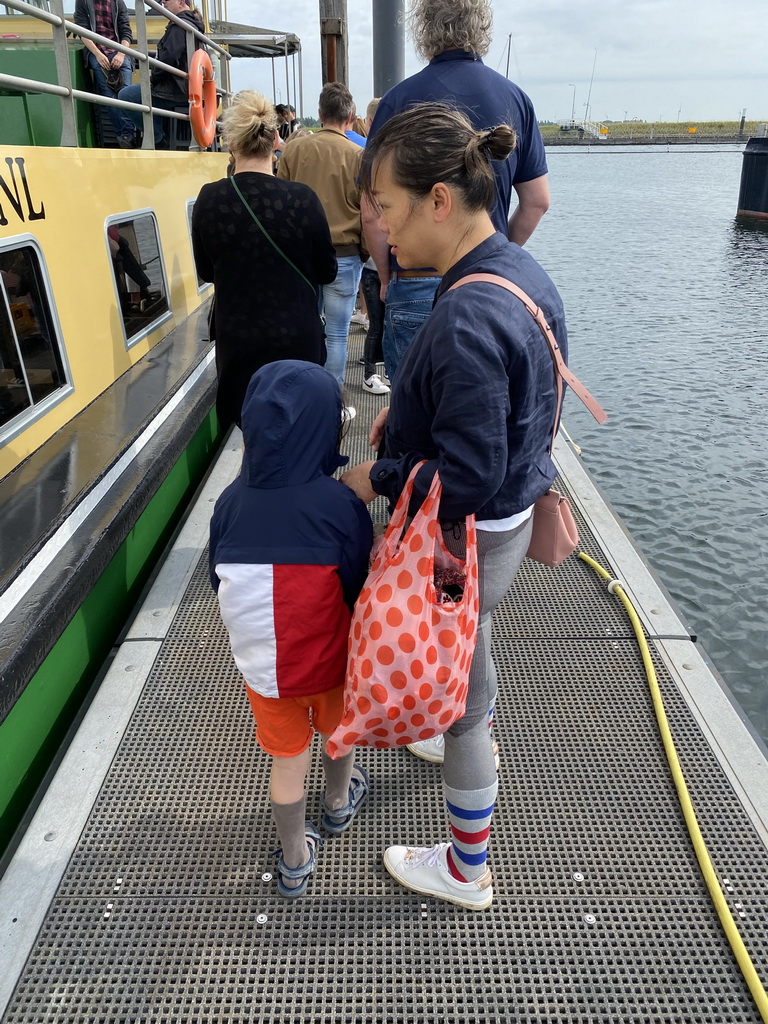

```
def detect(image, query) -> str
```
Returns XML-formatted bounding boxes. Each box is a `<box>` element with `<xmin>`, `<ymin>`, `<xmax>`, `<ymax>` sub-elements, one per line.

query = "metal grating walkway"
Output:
<box><xmin>2</xmin><ymin>330</ymin><xmax>768</xmax><ymax>1023</ymax></box>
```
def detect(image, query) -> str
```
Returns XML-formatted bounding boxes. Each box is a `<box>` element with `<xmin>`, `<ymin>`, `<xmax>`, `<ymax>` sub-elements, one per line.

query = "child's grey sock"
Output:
<box><xmin>271</xmin><ymin>796</ymin><xmax>308</xmax><ymax>870</ymax></box>
<box><xmin>321</xmin><ymin>749</ymin><xmax>354</xmax><ymax>810</ymax></box>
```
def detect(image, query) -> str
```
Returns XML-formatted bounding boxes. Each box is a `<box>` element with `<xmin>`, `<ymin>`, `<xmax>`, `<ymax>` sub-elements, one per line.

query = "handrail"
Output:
<box><xmin>0</xmin><ymin>0</ymin><xmax>230</xmax><ymax>149</ymax></box>
<box><xmin>0</xmin><ymin>72</ymin><xmax>189</xmax><ymax>119</ymax></box>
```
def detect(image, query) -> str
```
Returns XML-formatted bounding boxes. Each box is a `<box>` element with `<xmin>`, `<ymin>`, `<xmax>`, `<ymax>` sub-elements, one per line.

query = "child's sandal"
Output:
<box><xmin>321</xmin><ymin>764</ymin><xmax>370</xmax><ymax>835</ymax></box>
<box><xmin>273</xmin><ymin>823</ymin><xmax>322</xmax><ymax>898</ymax></box>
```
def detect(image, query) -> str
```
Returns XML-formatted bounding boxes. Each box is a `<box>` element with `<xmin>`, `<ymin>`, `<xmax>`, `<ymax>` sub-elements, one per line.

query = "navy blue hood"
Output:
<box><xmin>240</xmin><ymin>360</ymin><xmax>348</xmax><ymax>488</ymax></box>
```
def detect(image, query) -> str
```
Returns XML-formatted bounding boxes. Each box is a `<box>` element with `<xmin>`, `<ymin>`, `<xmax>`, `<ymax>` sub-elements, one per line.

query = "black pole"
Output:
<box><xmin>372</xmin><ymin>0</ymin><xmax>405</xmax><ymax>95</ymax></box>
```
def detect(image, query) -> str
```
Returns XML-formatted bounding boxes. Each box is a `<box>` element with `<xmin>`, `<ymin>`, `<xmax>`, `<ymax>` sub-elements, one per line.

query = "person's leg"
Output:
<box><xmin>320</xmin><ymin>255</ymin><xmax>363</xmax><ymax>388</ymax></box>
<box><xmin>151</xmin><ymin>95</ymin><xmax>181</xmax><ymax>146</ymax></box>
<box><xmin>381</xmin><ymin>274</ymin><xmax>440</xmax><ymax>384</ymax></box>
<box><xmin>270</xmin><ymin>746</ymin><xmax>313</xmax><ymax>871</ymax></box>
<box><xmin>441</xmin><ymin>521</ymin><xmax>532</xmax><ymax>870</ymax></box>
<box><xmin>246</xmin><ymin>688</ymin><xmax>320</xmax><ymax>895</ymax></box>
<box><xmin>384</xmin><ymin>519</ymin><xmax>532</xmax><ymax>907</ymax></box>
<box><xmin>319</xmin><ymin>748</ymin><xmax>370</xmax><ymax>833</ymax></box>
<box><xmin>313</xmin><ymin>686</ymin><xmax>370</xmax><ymax>834</ymax></box>
<box><xmin>361</xmin><ymin>269</ymin><xmax>386</xmax><ymax>381</ymax></box>
<box><xmin>87</xmin><ymin>52</ymin><xmax>136</xmax><ymax>143</ymax></box>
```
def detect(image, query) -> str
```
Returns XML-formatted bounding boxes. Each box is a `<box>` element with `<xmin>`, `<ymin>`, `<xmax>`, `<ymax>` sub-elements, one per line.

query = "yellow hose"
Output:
<box><xmin>578</xmin><ymin>551</ymin><xmax>768</xmax><ymax>1022</ymax></box>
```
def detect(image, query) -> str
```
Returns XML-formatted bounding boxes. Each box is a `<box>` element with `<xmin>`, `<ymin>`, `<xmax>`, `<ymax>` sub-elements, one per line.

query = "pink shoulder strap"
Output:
<box><xmin>448</xmin><ymin>273</ymin><xmax>607</xmax><ymax>450</ymax></box>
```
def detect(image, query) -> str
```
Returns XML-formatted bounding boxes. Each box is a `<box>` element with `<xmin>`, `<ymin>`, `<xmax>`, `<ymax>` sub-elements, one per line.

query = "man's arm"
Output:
<box><xmin>111</xmin><ymin>0</ymin><xmax>132</xmax><ymax>67</ymax></box>
<box><xmin>507</xmin><ymin>175</ymin><xmax>550</xmax><ymax>247</ymax></box>
<box><xmin>361</xmin><ymin>194</ymin><xmax>391</xmax><ymax>300</ymax></box>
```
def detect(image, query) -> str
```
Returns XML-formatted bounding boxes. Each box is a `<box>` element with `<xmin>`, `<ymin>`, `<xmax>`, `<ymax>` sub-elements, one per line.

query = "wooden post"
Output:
<box><xmin>319</xmin><ymin>0</ymin><xmax>348</xmax><ymax>86</ymax></box>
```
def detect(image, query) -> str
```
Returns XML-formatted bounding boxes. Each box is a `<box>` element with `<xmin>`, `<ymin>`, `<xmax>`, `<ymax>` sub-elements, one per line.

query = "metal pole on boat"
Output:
<box><xmin>134</xmin><ymin>0</ymin><xmax>156</xmax><ymax>149</ymax></box>
<box><xmin>297</xmin><ymin>44</ymin><xmax>304</xmax><ymax>122</ymax></box>
<box><xmin>49</xmin><ymin>0</ymin><xmax>78</xmax><ymax>146</ymax></box>
<box><xmin>292</xmin><ymin>52</ymin><xmax>297</xmax><ymax>116</ymax></box>
<box><xmin>284</xmin><ymin>38</ymin><xmax>290</xmax><ymax>112</ymax></box>
<box><xmin>372</xmin><ymin>0</ymin><xmax>404</xmax><ymax>93</ymax></box>
<box><xmin>271</xmin><ymin>56</ymin><xmax>276</xmax><ymax>103</ymax></box>
<box><xmin>319</xmin><ymin>0</ymin><xmax>348</xmax><ymax>85</ymax></box>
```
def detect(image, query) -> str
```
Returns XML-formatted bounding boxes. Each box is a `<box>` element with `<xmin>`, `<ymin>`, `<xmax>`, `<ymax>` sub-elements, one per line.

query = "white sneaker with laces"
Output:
<box><xmin>362</xmin><ymin>373</ymin><xmax>390</xmax><ymax>395</ymax></box>
<box><xmin>383</xmin><ymin>842</ymin><xmax>493</xmax><ymax>910</ymax></box>
<box><xmin>407</xmin><ymin>734</ymin><xmax>500</xmax><ymax>770</ymax></box>
<box><xmin>350</xmin><ymin>311</ymin><xmax>369</xmax><ymax>328</ymax></box>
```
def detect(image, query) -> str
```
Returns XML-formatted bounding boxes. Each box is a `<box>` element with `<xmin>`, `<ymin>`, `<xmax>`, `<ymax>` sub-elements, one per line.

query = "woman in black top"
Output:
<box><xmin>192</xmin><ymin>90</ymin><xmax>338</xmax><ymax>428</ymax></box>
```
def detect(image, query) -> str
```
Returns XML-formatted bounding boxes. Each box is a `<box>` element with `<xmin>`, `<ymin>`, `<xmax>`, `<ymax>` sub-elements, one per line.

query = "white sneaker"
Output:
<box><xmin>381</xmin><ymin>372</ymin><xmax>391</xmax><ymax>386</ymax></box>
<box><xmin>383</xmin><ymin>842</ymin><xmax>493</xmax><ymax>910</ymax></box>
<box><xmin>341</xmin><ymin>405</ymin><xmax>356</xmax><ymax>423</ymax></box>
<box><xmin>407</xmin><ymin>734</ymin><xmax>500</xmax><ymax>770</ymax></box>
<box><xmin>362</xmin><ymin>373</ymin><xmax>390</xmax><ymax>395</ymax></box>
<box><xmin>350</xmin><ymin>311</ymin><xmax>369</xmax><ymax>328</ymax></box>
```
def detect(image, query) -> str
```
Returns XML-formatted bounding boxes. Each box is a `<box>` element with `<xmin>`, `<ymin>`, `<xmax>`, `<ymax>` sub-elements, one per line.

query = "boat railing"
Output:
<box><xmin>0</xmin><ymin>0</ymin><xmax>231</xmax><ymax>150</ymax></box>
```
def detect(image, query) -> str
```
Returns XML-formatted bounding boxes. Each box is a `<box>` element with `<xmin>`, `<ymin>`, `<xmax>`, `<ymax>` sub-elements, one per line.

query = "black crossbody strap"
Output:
<box><xmin>230</xmin><ymin>176</ymin><xmax>319</xmax><ymax>300</ymax></box>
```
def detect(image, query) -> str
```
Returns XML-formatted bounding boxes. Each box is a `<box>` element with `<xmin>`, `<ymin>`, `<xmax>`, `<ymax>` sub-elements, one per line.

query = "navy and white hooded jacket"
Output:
<box><xmin>209</xmin><ymin>361</ymin><xmax>373</xmax><ymax>699</ymax></box>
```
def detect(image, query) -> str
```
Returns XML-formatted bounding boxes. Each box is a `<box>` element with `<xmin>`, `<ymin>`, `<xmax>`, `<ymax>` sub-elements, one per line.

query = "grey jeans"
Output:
<box><xmin>441</xmin><ymin>516</ymin><xmax>533</xmax><ymax>735</ymax></box>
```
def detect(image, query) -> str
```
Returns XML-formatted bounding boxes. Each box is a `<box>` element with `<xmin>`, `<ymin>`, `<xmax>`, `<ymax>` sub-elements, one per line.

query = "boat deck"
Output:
<box><xmin>2</xmin><ymin>333</ymin><xmax>768</xmax><ymax>1023</ymax></box>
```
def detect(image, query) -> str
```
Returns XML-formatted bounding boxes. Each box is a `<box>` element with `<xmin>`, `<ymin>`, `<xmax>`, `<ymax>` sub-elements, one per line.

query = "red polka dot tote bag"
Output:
<box><xmin>327</xmin><ymin>465</ymin><xmax>479</xmax><ymax>758</ymax></box>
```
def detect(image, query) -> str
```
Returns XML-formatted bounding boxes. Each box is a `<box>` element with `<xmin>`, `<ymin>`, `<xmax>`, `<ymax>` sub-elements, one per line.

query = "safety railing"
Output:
<box><xmin>0</xmin><ymin>0</ymin><xmax>231</xmax><ymax>150</ymax></box>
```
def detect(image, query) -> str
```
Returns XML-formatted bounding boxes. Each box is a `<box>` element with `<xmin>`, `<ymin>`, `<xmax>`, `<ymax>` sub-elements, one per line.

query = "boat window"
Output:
<box><xmin>0</xmin><ymin>243</ymin><xmax>69</xmax><ymax>438</ymax></box>
<box><xmin>185</xmin><ymin>200</ymin><xmax>209</xmax><ymax>292</ymax></box>
<box><xmin>107</xmin><ymin>213</ymin><xmax>170</xmax><ymax>345</ymax></box>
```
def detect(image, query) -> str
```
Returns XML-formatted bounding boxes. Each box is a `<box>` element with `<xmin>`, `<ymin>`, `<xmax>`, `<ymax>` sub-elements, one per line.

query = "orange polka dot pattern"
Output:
<box><xmin>327</xmin><ymin>467</ymin><xmax>479</xmax><ymax>759</ymax></box>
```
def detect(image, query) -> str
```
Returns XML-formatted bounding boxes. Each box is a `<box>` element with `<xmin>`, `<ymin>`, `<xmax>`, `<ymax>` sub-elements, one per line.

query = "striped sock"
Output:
<box><xmin>443</xmin><ymin>780</ymin><xmax>498</xmax><ymax>883</ymax></box>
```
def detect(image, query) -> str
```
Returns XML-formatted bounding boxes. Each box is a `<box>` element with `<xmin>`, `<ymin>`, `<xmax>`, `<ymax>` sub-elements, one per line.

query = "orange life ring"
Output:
<box><xmin>188</xmin><ymin>49</ymin><xmax>217</xmax><ymax>149</ymax></box>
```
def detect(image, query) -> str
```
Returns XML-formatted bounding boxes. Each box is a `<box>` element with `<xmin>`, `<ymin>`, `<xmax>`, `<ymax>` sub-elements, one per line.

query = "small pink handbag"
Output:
<box><xmin>448</xmin><ymin>274</ymin><xmax>607</xmax><ymax>568</ymax></box>
<box><xmin>326</xmin><ymin>466</ymin><xmax>479</xmax><ymax>758</ymax></box>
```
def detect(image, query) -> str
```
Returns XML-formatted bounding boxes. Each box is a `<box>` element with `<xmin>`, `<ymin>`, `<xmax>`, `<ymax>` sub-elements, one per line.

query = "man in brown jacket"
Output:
<box><xmin>278</xmin><ymin>83</ymin><xmax>364</xmax><ymax>393</ymax></box>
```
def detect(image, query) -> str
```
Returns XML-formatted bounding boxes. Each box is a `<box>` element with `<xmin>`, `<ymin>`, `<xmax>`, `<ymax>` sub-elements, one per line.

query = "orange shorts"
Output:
<box><xmin>245</xmin><ymin>684</ymin><xmax>346</xmax><ymax>758</ymax></box>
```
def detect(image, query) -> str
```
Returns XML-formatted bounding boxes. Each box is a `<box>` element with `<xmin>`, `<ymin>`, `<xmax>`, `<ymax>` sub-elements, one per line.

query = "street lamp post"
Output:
<box><xmin>568</xmin><ymin>83</ymin><xmax>576</xmax><ymax>124</ymax></box>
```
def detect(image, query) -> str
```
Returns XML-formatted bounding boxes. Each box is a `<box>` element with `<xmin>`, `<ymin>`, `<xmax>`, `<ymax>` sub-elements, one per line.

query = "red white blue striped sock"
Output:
<box><xmin>443</xmin><ymin>780</ymin><xmax>498</xmax><ymax>882</ymax></box>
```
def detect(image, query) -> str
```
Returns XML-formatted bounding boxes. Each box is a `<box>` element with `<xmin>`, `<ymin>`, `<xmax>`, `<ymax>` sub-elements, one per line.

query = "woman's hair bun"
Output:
<box><xmin>479</xmin><ymin>124</ymin><xmax>517</xmax><ymax>161</ymax></box>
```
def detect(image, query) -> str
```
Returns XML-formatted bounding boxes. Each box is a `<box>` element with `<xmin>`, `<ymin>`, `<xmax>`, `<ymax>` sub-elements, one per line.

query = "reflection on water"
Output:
<box><xmin>528</xmin><ymin>145</ymin><xmax>768</xmax><ymax>743</ymax></box>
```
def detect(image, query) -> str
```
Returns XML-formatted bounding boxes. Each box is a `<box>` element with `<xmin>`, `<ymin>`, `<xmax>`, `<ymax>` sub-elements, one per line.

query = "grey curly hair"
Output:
<box><xmin>406</xmin><ymin>0</ymin><xmax>493</xmax><ymax>61</ymax></box>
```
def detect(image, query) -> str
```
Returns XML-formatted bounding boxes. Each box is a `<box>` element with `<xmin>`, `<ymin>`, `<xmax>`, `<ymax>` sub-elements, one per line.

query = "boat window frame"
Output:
<box><xmin>104</xmin><ymin>208</ymin><xmax>173</xmax><ymax>350</ymax></box>
<box><xmin>185</xmin><ymin>199</ymin><xmax>213</xmax><ymax>295</ymax></box>
<box><xmin>0</xmin><ymin>233</ymin><xmax>74</xmax><ymax>451</ymax></box>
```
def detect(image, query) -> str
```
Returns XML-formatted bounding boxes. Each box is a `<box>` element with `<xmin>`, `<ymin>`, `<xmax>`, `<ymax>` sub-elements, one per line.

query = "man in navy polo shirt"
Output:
<box><xmin>362</xmin><ymin>0</ymin><xmax>550</xmax><ymax>382</ymax></box>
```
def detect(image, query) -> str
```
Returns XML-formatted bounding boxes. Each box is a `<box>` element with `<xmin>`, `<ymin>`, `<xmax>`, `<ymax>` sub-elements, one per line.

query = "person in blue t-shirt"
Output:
<box><xmin>361</xmin><ymin>0</ymin><xmax>550</xmax><ymax>384</ymax></box>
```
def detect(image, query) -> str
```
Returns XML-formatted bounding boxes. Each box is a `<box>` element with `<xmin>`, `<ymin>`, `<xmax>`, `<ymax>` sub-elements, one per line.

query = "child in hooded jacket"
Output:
<box><xmin>209</xmin><ymin>360</ymin><xmax>373</xmax><ymax>897</ymax></box>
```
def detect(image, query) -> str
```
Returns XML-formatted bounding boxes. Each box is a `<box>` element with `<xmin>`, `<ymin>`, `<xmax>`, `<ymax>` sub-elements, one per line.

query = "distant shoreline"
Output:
<box><xmin>541</xmin><ymin>119</ymin><xmax>763</xmax><ymax>147</ymax></box>
<box><xmin>544</xmin><ymin>135</ymin><xmax>749</xmax><ymax>147</ymax></box>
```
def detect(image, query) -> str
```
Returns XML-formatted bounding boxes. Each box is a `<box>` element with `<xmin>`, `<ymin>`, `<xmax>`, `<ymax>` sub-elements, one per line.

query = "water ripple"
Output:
<box><xmin>532</xmin><ymin>146</ymin><xmax>768</xmax><ymax>742</ymax></box>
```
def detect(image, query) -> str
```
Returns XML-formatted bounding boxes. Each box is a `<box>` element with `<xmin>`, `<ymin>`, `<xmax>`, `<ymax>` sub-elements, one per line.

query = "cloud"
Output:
<box><xmin>225</xmin><ymin>0</ymin><xmax>767</xmax><ymax>122</ymax></box>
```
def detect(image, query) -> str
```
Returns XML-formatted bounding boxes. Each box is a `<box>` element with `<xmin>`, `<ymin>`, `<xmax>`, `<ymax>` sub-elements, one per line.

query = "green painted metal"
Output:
<box><xmin>0</xmin><ymin>48</ymin><xmax>95</xmax><ymax>147</ymax></box>
<box><xmin>0</xmin><ymin>408</ymin><xmax>222</xmax><ymax>857</ymax></box>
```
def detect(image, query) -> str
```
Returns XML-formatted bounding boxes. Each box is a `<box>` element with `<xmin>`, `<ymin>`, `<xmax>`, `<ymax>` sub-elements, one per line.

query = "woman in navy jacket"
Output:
<box><xmin>342</xmin><ymin>103</ymin><xmax>567</xmax><ymax>912</ymax></box>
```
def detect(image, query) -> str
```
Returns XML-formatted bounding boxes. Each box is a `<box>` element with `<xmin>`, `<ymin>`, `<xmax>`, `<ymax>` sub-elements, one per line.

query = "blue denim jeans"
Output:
<box><xmin>118</xmin><ymin>84</ymin><xmax>180</xmax><ymax>145</ymax></box>
<box><xmin>382</xmin><ymin>273</ymin><xmax>441</xmax><ymax>383</ymax></box>
<box><xmin>86</xmin><ymin>52</ymin><xmax>134</xmax><ymax>140</ymax></box>
<box><xmin>320</xmin><ymin>254</ymin><xmax>363</xmax><ymax>388</ymax></box>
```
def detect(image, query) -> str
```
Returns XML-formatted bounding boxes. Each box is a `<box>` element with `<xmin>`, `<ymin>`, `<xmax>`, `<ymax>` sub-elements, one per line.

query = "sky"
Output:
<box><xmin>223</xmin><ymin>0</ymin><xmax>767</xmax><ymax>125</ymax></box>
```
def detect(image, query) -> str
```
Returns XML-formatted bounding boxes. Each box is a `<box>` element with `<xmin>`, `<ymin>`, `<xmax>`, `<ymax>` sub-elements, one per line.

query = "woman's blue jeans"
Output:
<box><xmin>320</xmin><ymin>255</ymin><xmax>363</xmax><ymax>388</ymax></box>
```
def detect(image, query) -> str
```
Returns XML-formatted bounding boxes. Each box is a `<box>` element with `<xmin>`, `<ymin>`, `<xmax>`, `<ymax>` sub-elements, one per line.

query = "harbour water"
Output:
<box><xmin>528</xmin><ymin>144</ymin><xmax>768</xmax><ymax>744</ymax></box>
